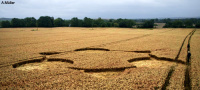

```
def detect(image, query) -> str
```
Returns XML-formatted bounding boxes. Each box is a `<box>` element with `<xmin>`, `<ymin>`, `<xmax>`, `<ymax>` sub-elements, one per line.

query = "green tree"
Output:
<box><xmin>83</xmin><ymin>17</ymin><xmax>93</xmax><ymax>27</ymax></box>
<box><xmin>154</xmin><ymin>18</ymin><xmax>159</xmax><ymax>23</ymax></box>
<box><xmin>54</xmin><ymin>18</ymin><xmax>64</xmax><ymax>27</ymax></box>
<box><xmin>184</xmin><ymin>19</ymin><xmax>194</xmax><ymax>28</ymax></box>
<box><xmin>101</xmin><ymin>22</ymin><xmax>107</xmax><ymax>27</ymax></box>
<box><xmin>108</xmin><ymin>19</ymin><xmax>115</xmax><ymax>27</ymax></box>
<box><xmin>108</xmin><ymin>19</ymin><xmax>114</xmax><ymax>23</ymax></box>
<box><xmin>163</xmin><ymin>18</ymin><xmax>172</xmax><ymax>28</ymax></box>
<box><xmin>64</xmin><ymin>20</ymin><xmax>71</xmax><ymax>27</ymax></box>
<box><xmin>78</xmin><ymin>20</ymin><xmax>83</xmax><ymax>27</ymax></box>
<box><xmin>142</xmin><ymin>19</ymin><xmax>154</xmax><ymax>28</ymax></box>
<box><xmin>107</xmin><ymin>22</ymin><xmax>113</xmax><ymax>27</ymax></box>
<box><xmin>24</xmin><ymin>17</ymin><xmax>36</xmax><ymax>27</ymax></box>
<box><xmin>163</xmin><ymin>18</ymin><xmax>171</xmax><ymax>23</ymax></box>
<box><xmin>196</xmin><ymin>22</ymin><xmax>200</xmax><ymax>28</ymax></box>
<box><xmin>126</xmin><ymin>19</ymin><xmax>135</xmax><ymax>28</ymax></box>
<box><xmin>113</xmin><ymin>23</ymin><xmax>119</xmax><ymax>27</ymax></box>
<box><xmin>118</xmin><ymin>19</ymin><xmax>126</xmax><ymax>27</ymax></box>
<box><xmin>70</xmin><ymin>17</ymin><xmax>80</xmax><ymax>27</ymax></box>
<box><xmin>116</xmin><ymin>19</ymin><xmax>135</xmax><ymax>28</ymax></box>
<box><xmin>94</xmin><ymin>17</ymin><xmax>104</xmax><ymax>27</ymax></box>
<box><xmin>37</xmin><ymin>16</ymin><xmax>54</xmax><ymax>27</ymax></box>
<box><xmin>163</xmin><ymin>18</ymin><xmax>200</xmax><ymax>28</ymax></box>
<box><xmin>11</xmin><ymin>18</ymin><xmax>25</xmax><ymax>27</ymax></box>
<box><xmin>172</xmin><ymin>20</ymin><xmax>184</xmax><ymax>28</ymax></box>
<box><xmin>163</xmin><ymin>22</ymin><xmax>173</xmax><ymax>28</ymax></box>
<box><xmin>1</xmin><ymin>21</ymin><xmax>11</xmax><ymax>28</ymax></box>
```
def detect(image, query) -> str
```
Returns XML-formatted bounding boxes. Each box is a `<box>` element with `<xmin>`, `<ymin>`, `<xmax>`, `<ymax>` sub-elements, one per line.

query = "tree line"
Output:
<box><xmin>0</xmin><ymin>16</ymin><xmax>156</xmax><ymax>28</ymax></box>
<box><xmin>163</xmin><ymin>18</ymin><xmax>200</xmax><ymax>28</ymax></box>
<box><xmin>0</xmin><ymin>16</ymin><xmax>137</xmax><ymax>28</ymax></box>
<box><xmin>1</xmin><ymin>16</ymin><xmax>200</xmax><ymax>28</ymax></box>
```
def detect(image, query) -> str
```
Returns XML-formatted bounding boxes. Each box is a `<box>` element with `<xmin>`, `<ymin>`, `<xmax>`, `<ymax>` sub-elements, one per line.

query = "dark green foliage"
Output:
<box><xmin>70</xmin><ymin>17</ymin><xmax>83</xmax><ymax>27</ymax></box>
<box><xmin>78</xmin><ymin>20</ymin><xmax>83</xmax><ymax>27</ymax></box>
<box><xmin>37</xmin><ymin>16</ymin><xmax>54</xmax><ymax>27</ymax></box>
<box><xmin>141</xmin><ymin>19</ymin><xmax>155</xmax><ymax>28</ymax></box>
<box><xmin>154</xmin><ymin>18</ymin><xmax>159</xmax><ymax>23</ymax></box>
<box><xmin>196</xmin><ymin>22</ymin><xmax>200</xmax><ymax>28</ymax></box>
<box><xmin>1</xmin><ymin>20</ymin><xmax>11</xmax><ymax>28</ymax></box>
<box><xmin>107</xmin><ymin>22</ymin><xmax>112</xmax><ymax>27</ymax></box>
<box><xmin>69</xmin><ymin>17</ymin><xmax>135</xmax><ymax>28</ymax></box>
<box><xmin>163</xmin><ymin>18</ymin><xmax>200</xmax><ymax>28</ymax></box>
<box><xmin>70</xmin><ymin>17</ymin><xmax>78</xmax><ymax>27</ymax></box>
<box><xmin>115</xmin><ymin>18</ymin><xmax>136</xmax><ymax>28</ymax></box>
<box><xmin>184</xmin><ymin>20</ymin><xmax>194</xmax><ymax>28</ymax></box>
<box><xmin>113</xmin><ymin>23</ymin><xmax>119</xmax><ymax>27</ymax></box>
<box><xmin>93</xmin><ymin>18</ymin><xmax>104</xmax><ymax>27</ymax></box>
<box><xmin>172</xmin><ymin>20</ymin><xmax>184</xmax><ymax>28</ymax></box>
<box><xmin>2</xmin><ymin>16</ymin><xmax>200</xmax><ymax>28</ymax></box>
<box><xmin>118</xmin><ymin>19</ymin><xmax>127</xmax><ymax>27</ymax></box>
<box><xmin>54</xmin><ymin>18</ymin><xmax>64</xmax><ymax>27</ymax></box>
<box><xmin>125</xmin><ymin>19</ymin><xmax>135</xmax><ymax>28</ymax></box>
<box><xmin>93</xmin><ymin>24</ymin><xmax>98</xmax><ymax>27</ymax></box>
<box><xmin>83</xmin><ymin>17</ymin><xmax>93</xmax><ymax>27</ymax></box>
<box><xmin>24</xmin><ymin>17</ymin><xmax>36</xmax><ymax>27</ymax></box>
<box><xmin>64</xmin><ymin>20</ymin><xmax>70</xmax><ymax>27</ymax></box>
<box><xmin>11</xmin><ymin>18</ymin><xmax>25</xmax><ymax>27</ymax></box>
<box><xmin>101</xmin><ymin>22</ymin><xmax>108</xmax><ymax>27</ymax></box>
<box><xmin>163</xmin><ymin>18</ymin><xmax>171</xmax><ymax>23</ymax></box>
<box><xmin>163</xmin><ymin>22</ymin><xmax>173</xmax><ymax>28</ymax></box>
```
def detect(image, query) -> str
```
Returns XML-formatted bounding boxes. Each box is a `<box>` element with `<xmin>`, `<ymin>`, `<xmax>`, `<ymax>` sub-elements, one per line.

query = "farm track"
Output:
<box><xmin>0</xmin><ymin>29</ymin><xmax>173</xmax><ymax>68</ymax></box>
<box><xmin>184</xmin><ymin>29</ymin><xmax>196</xmax><ymax>90</ymax></box>
<box><xmin>161</xmin><ymin>29</ymin><xmax>196</xmax><ymax>90</ymax></box>
<box><xmin>89</xmin><ymin>29</ymin><xmax>173</xmax><ymax>48</ymax></box>
<box><xmin>0</xmin><ymin>33</ymin><xmax>151</xmax><ymax>58</ymax></box>
<box><xmin>190</xmin><ymin>29</ymin><xmax>200</xmax><ymax>90</ymax></box>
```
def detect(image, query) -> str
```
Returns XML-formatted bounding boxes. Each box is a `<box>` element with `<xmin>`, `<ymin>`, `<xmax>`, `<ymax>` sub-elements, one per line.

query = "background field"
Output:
<box><xmin>0</xmin><ymin>27</ymin><xmax>199</xmax><ymax>89</ymax></box>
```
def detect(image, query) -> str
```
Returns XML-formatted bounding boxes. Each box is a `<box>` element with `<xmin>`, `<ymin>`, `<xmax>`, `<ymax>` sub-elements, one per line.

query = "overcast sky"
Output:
<box><xmin>0</xmin><ymin>0</ymin><xmax>200</xmax><ymax>19</ymax></box>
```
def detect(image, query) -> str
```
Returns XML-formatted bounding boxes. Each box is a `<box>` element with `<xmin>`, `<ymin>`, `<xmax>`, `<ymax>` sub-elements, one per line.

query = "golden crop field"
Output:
<box><xmin>0</xmin><ymin>27</ymin><xmax>199</xmax><ymax>89</ymax></box>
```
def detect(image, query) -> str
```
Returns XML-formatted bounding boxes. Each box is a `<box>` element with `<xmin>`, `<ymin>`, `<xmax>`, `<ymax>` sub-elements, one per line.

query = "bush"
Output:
<box><xmin>114</xmin><ymin>23</ymin><xmax>119</xmax><ymax>27</ymax></box>
<box><xmin>141</xmin><ymin>20</ymin><xmax>154</xmax><ymax>28</ymax></box>
<box><xmin>1</xmin><ymin>21</ymin><xmax>11</xmax><ymax>28</ymax></box>
<box><xmin>196</xmin><ymin>23</ymin><xmax>200</xmax><ymax>28</ymax></box>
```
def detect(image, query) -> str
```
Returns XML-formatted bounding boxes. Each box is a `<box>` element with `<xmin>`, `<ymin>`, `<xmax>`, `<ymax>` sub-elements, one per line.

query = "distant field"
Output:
<box><xmin>0</xmin><ymin>27</ymin><xmax>199</xmax><ymax>89</ymax></box>
<box><xmin>155</xmin><ymin>23</ymin><xmax>166</xmax><ymax>28</ymax></box>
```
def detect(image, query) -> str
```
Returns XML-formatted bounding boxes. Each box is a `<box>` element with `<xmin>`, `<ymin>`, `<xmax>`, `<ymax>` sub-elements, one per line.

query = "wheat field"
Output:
<box><xmin>0</xmin><ymin>27</ymin><xmax>199</xmax><ymax>89</ymax></box>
